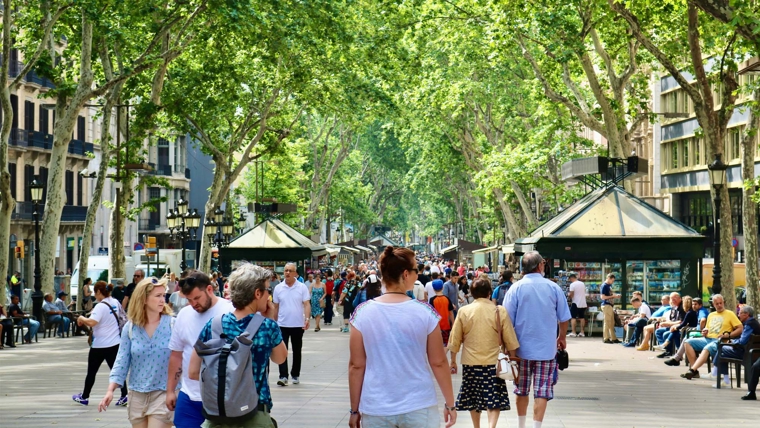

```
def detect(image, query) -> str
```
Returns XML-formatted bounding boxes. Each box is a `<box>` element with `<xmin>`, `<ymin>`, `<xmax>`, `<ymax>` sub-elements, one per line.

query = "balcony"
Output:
<box><xmin>147</xmin><ymin>163</ymin><xmax>173</xmax><ymax>176</ymax></box>
<box><xmin>9</xmin><ymin>128</ymin><xmax>29</xmax><ymax>147</ymax></box>
<box><xmin>138</xmin><ymin>218</ymin><xmax>163</xmax><ymax>231</ymax></box>
<box><xmin>12</xmin><ymin>202</ymin><xmax>87</xmax><ymax>222</ymax></box>
<box><xmin>29</xmin><ymin>131</ymin><xmax>53</xmax><ymax>149</ymax></box>
<box><xmin>25</xmin><ymin>69</ymin><xmax>44</xmax><ymax>86</ymax></box>
<box><xmin>68</xmin><ymin>139</ymin><xmax>94</xmax><ymax>156</ymax></box>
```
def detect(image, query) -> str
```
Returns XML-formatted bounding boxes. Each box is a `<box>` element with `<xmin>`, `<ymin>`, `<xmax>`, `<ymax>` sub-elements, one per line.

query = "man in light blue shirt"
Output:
<box><xmin>504</xmin><ymin>251</ymin><xmax>571</xmax><ymax>428</ymax></box>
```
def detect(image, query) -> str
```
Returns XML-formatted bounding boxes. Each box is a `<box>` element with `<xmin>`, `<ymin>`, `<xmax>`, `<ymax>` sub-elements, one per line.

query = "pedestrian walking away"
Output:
<box><xmin>189</xmin><ymin>263</ymin><xmax>287</xmax><ymax>428</ymax></box>
<box><xmin>449</xmin><ymin>275</ymin><xmax>520</xmax><ymax>428</ymax></box>
<box><xmin>348</xmin><ymin>246</ymin><xmax>457</xmax><ymax>428</ymax></box>
<box><xmin>324</xmin><ymin>270</ymin><xmax>335</xmax><ymax>325</ymax></box>
<box><xmin>338</xmin><ymin>271</ymin><xmax>360</xmax><ymax>333</ymax></box>
<box><xmin>273</xmin><ymin>262</ymin><xmax>311</xmax><ymax>386</ymax></box>
<box><xmin>310</xmin><ymin>273</ymin><xmax>326</xmax><ymax>332</ymax></box>
<box><xmin>166</xmin><ymin>270</ymin><xmax>234</xmax><ymax>428</ymax></box>
<box><xmin>503</xmin><ymin>251</ymin><xmax>571</xmax><ymax>428</ymax></box>
<box><xmin>567</xmin><ymin>273</ymin><xmax>587</xmax><ymax>337</ymax></box>
<box><xmin>72</xmin><ymin>281</ymin><xmax>129</xmax><ymax>406</ymax></box>
<box><xmin>98</xmin><ymin>277</ymin><xmax>176</xmax><ymax>428</ymax></box>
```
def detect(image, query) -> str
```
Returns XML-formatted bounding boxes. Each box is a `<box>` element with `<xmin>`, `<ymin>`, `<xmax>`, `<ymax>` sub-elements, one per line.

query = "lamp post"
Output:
<box><xmin>30</xmin><ymin>178</ymin><xmax>44</xmax><ymax>323</ymax></box>
<box><xmin>167</xmin><ymin>198</ymin><xmax>200</xmax><ymax>271</ymax></box>
<box><xmin>707</xmin><ymin>154</ymin><xmax>728</xmax><ymax>296</ymax></box>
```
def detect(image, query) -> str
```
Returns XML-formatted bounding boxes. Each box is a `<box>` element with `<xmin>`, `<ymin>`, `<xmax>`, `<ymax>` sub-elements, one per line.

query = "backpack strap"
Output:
<box><xmin>210</xmin><ymin>315</ymin><xmax>224</xmax><ymax>339</ymax></box>
<box><xmin>243</xmin><ymin>314</ymin><xmax>265</xmax><ymax>338</ymax></box>
<box><xmin>104</xmin><ymin>299</ymin><xmax>122</xmax><ymax>336</ymax></box>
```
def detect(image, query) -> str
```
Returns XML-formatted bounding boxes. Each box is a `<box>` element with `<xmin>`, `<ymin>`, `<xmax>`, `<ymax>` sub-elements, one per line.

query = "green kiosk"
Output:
<box><xmin>515</xmin><ymin>185</ymin><xmax>704</xmax><ymax>309</ymax></box>
<box><xmin>219</xmin><ymin>218</ymin><xmax>327</xmax><ymax>278</ymax></box>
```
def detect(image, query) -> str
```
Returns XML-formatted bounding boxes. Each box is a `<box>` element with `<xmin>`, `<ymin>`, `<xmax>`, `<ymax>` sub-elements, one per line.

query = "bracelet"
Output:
<box><xmin>445</xmin><ymin>404</ymin><xmax>456</xmax><ymax>411</ymax></box>
<box><xmin>349</xmin><ymin>409</ymin><xmax>359</xmax><ymax>415</ymax></box>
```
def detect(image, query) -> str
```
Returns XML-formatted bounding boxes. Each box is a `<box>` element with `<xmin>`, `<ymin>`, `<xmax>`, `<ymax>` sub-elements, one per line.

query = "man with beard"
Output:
<box><xmin>166</xmin><ymin>270</ymin><xmax>233</xmax><ymax>428</ymax></box>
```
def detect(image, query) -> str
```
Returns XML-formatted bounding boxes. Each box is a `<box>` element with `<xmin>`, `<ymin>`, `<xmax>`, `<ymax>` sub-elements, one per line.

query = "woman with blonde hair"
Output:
<box><xmin>348</xmin><ymin>246</ymin><xmax>456</xmax><ymax>428</ymax></box>
<box><xmin>449</xmin><ymin>276</ymin><xmax>519</xmax><ymax>428</ymax></box>
<box><xmin>98</xmin><ymin>277</ymin><xmax>175</xmax><ymax>427</ymax></box>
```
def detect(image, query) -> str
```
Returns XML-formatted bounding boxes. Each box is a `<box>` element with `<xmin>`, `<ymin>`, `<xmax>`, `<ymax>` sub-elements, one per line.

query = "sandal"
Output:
<box><xmin>315</xmin><ymin>327</ymin><xmax>321</xmax><ymax>332</ymax></box>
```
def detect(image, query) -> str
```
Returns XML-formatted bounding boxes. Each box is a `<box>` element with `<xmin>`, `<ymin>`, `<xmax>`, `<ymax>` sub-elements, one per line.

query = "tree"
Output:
<box><xmin>0</xmin><ymin>0</ymin><xmax>69</xmax><ymax>305</ymax></box>
<box><xmin>609</xmin><ymin>0</ymin><xmax>744</xmax><ymax>308</ymax></box>
<box><xmin>36</xmin><ymin>0</ymin><xmax>209</xmax><ymax>293</ymax></box>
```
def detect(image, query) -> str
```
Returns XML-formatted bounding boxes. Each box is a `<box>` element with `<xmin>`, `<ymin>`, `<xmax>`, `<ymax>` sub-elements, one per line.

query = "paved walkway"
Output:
<box><xmin>1</xmin><ymin>323</ymin><xmax>759</xmax><ymax>427</ymax></box>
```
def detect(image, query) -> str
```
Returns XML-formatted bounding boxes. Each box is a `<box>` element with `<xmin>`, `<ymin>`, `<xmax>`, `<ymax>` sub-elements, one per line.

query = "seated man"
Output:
<box><xmin>653</xmin><ymin>293</ymin><xmax>685</xmax><ymax>344</ymax></box>
<box><xmin>42</xmin><ymin>293</ymin><xmax>70</xmax><ymax>337</ymax></box>
<box><xmin>54</xmin><ymin>291</ymin><xmax>79</xmax><ymax>334</ymax></box>
<box><xmin>665</xmin><ymin>294</ymin><xmax>741</xmax><ymax>369</ymax></box>
<box><xmin>623</xmin><ymin>297</ymin><xmax>651</xmax><ymax>348</ymax></box>
<box><xmin>9</xmin><ymin>294</ymin><xmax>40</xmax><ymax>343</ymax></box>
<box><xmin>639</xmin><ymin>294</ymin><xmax>674</xmax><ymax>350</ymax></box>
<box><xmin>706</xmin><ymin>305</ymin><xmax>760</xmax><ymax>387</ymax></box>
<box><xmin>656</xmin><ymin>296</ymin><xmax>700</xmax><ymax>358</ymax></box>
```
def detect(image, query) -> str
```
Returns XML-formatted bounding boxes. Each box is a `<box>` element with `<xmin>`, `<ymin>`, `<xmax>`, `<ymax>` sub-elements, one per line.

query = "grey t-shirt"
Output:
<box><xmin>443</xmin><ymin>281</ymin><xmax>459</xmax><ymax>310</ymax></box>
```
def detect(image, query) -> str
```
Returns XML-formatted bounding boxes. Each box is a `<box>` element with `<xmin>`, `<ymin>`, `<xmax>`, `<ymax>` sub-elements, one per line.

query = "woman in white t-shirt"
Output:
<box><xmin>73</xmin><ymin>281</ymin><xmax>128</xmax><ymax>406</ymax></box>
<box><xmin>348</xmin><ymin>246</ymin><xmax>456</xmax><ymax>428</ymax></box>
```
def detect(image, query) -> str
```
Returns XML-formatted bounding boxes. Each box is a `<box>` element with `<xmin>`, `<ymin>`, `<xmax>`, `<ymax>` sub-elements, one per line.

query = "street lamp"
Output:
<box><xmin>167</xmin><ymin>199</ymin><xmax>199</xmax><ymax>271</ymax></box>
<box><xmin>30</xmin><ymin>178</ymin><xmax>44</xmax><ymax>323</ymax></box>
<box><xmin>707</xmin><ymin>153</ymin><xmax>728</xmax><ymax>296</ymax></box>
<box><xmin>237</xmin><ymin>213</ymin><xmax>246</xmax><ymax>233</ymax></box>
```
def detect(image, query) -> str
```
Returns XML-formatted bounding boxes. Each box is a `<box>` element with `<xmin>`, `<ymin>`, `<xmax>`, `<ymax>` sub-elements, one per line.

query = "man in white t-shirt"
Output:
<box><xmin>413</xmin><ymin>280</ymin><xmax>426</xmax><ymax>301</ymax></box>
<box><xmin>568</xmin><ymin>274</ymin><xmax>587</xmax><ymax>337</ymax></box>
<box><xmin>273</xmin><ymin>262</ymin><xmax>311</xmax><ymax>387</ymax></box>
<box><xmin>622</xmin><ymin>297</ymin><xmax>652</xmax><ymax>348</ymax></box>
<box><xmin>166</xmin><ymin>270</ymin><xmax>233</xmax><ymax>428</ymax></box>
<box><xmin>430</xmin><ymin>262</ymin><xmax>442</xmax><ymax>275</ymax></box>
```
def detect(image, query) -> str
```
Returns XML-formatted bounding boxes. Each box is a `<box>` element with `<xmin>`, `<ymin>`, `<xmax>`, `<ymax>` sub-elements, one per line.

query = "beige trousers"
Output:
<box><xmin>602</xmin><ymin>305</ymin><xmax>618</xmax><ymax>341</ymax></box>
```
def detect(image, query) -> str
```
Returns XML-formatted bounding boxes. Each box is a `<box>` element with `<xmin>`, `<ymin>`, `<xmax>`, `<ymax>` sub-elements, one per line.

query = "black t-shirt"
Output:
<box><xmin>9</xmin><ymin>303</ymin><xmax>23</xmax><ymax>322</ymax></box>
<box><xmin>123</xmin><ymin>283</ymin><xmax>136</xmax><ymax>309</ymax></box>
<box><xmin>417</xmin><ymin>273</ymin><xmax>430</xmax><ymax>286</ymax></box>
<box><xmin>111</xmin><ymin>286</ymin><xmax>126</xmax><ymax>303</ymax></box>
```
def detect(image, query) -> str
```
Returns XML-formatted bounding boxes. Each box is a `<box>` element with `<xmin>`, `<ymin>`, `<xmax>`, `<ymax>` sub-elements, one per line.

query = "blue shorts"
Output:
<box><xmin>686</xmin><ymin>337</ymin><xmax>718</xmax><ymax>356</ymax></box>
<box><xmin>174</xmin><ymin>391</ymin><xmax>204</xmax><ymax>428</ymax></box>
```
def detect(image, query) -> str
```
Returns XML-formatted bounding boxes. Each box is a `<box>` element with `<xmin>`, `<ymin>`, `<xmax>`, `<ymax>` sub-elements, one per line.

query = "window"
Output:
<box><xmin>672</xmin><ymin>142</ymin><xmax>679</xmax><ymax>169</ymax></box>
<box><xmin>693</xmin><ymin>137</ymin><xmax>701</xmax><ymax>165</ymax></box>
<box><xmin>669</xmin><ymin>92</ymin><xmax>677</xmax><ymax>113</ymax></box>
<box><xmin>731</xmin><ymin>127</ymin><xmax>741</xmax><ymax>160</ymax></box>
<box><xmin>8</xmin><ymin>163</ymin><xmax>16</xmax><ymax>199</ymax></box>
<box><xmin>24</xmin><ymin>101</ymin><xmax>35</xmax><ymax>131</ymax></box>
<box><xmin>77</xmin><ymin>174</ymin><xmax>83</xmax><ymax>206</ymax></box>
<box><xmin>39</xmin><ymin>167</ymin><xmax>48</xmax><ymax>201</ymax></box>
<box><xmin>77</xmin><ymin>116</ymin><xmax>85</xmax><ymax>141</ymax></box>
<box><xmin>682</xmin><ymin>140</ymin><xmax>689</xmax><ymax>167</ymax></box>
<box><xmin>10</xmin><ymin>95</ymin><xmax>18</xmax><ymax>129</ymax></box>
<box><xmin>39</xmin><ymin>106</ymin><xmax>49</xmax><ymax>134</ymax></box>
<box><xmin>65</xmin><ymin>171</ymin><xmax>74</xmax><ymax>205</ymax></box>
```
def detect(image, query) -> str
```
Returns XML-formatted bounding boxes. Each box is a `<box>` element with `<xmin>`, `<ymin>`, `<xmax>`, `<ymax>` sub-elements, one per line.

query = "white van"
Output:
<box><xmin>70</xmin><ymin>256</ymin><xmax>135</xmax><ymax>298</ymax></box>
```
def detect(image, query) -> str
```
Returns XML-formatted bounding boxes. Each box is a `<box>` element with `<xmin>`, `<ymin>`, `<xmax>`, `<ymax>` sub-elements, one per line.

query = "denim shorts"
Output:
<box><xmin>687</xmin><ymin>337</ymin><xmax>717</xmax><ymax>355</ymax></box>
<box><xmin>362</xmin><ymin>405</ymin><xmax>440</xmax><ymax>428</ymax></box>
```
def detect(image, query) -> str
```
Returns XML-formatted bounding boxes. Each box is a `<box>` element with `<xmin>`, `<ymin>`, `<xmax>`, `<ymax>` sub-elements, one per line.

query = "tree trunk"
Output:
<box><xmin>741</xmin><ymin>90</ymin><xmax>760</xmax><ymax>311</ymax></box>
<box><xmin>511</xmin><ymin>181</ymin><xmax>537</xmax><ymax>227</ymax></box>
<box><xmin>493</xmin><ymin>187</ymin><xmax>525</xmax><ymax>239</ymax></box>
<box><xmin>0</xmin><ymin>87</ymin><xmax>14</xmax><ymax>307</ymax></box>
<box><xmin>77</xmin><ymin>93</ymin><xmax>117</xmax><ymax>309</ymax></box>
<box><xmin>198</xmin><ymin>160</ymin><xmax>228</xmax><ymax>273</ymax></box>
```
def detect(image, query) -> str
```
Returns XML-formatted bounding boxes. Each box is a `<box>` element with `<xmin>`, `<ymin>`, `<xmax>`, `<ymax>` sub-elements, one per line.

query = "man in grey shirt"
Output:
<box><xmin>443</xmin><ymin>270</ymin><xmax>462</xmax><ymax>317</ymax></box>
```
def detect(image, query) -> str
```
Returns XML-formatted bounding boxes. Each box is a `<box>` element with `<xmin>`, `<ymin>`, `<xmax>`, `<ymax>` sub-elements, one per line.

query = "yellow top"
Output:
<box><xmin>705</xmin><ymin>309</ymin><xmax>742</xmax><ymax>339</ymax></box>
<box><xmin>448</xmin><ymin>298</ymin><xmax>520</xmax><ymax>366</ymax></box>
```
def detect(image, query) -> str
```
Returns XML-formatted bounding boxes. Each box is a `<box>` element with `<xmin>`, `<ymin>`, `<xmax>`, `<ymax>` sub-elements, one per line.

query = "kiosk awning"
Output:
<box><xmin>440</xmin><ymin>244</ymin><xmax>458</xmax><ymax>254</ymax></box>
<box><xmin>472</xmin><ymin>245</ymin><xmax>500</xmax><ymax>254</ymax></box>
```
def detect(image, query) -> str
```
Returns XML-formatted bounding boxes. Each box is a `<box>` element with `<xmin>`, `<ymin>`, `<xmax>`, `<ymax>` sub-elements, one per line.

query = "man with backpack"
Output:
<box><xmin>166</xmin><ymin>271</ymin><xmax>234</xmax><ymax>428</ymax></box>
<box><xmin>190</xmin><ymin>263</ymin><xmax>287</xmax><ymax>428</ymax></box>
<box><xmin>492</xmin><ymin>270</ymin><xmax>514</xmax><ymax>305</ymax></box>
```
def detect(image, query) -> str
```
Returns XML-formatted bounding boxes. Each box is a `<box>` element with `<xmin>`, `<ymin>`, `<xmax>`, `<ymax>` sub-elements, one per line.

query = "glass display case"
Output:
<box><xmin>626</xmin><ymin>261</ymin><xmax>646</xmax><ymax>307</ymax></box>
<box><xmin>566</xmin><ymin>262</ymin><xmax>603</xmax><ymax>303</ymax></box>
<box><xmin>646</xmin><ymin>260</ymin><xmax>681</xmax><ymax>303</ymax></box>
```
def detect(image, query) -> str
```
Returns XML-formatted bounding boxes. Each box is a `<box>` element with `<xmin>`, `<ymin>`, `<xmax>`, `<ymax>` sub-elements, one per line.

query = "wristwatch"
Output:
<box><xmin>445</xmin><ymin>404</ymin><xmax>456</xmax><ymax>411</ymax></box>
<box><xmin>349</xmin><ymin>409</ymin><xmax>359</xmax><ymax>416</ymax></box>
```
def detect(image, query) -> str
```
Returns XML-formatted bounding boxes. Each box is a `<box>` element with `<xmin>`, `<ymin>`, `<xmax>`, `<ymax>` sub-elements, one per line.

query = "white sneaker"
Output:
<box><xmin>292</xmin><ymin>377</ymin><xmax>300</xmax><ymax>384</ymax></box>
<box><xmin>570</xmin><ymin>333</ymin><xmax>577</xmax><ymax>337</ymax></box>
<box><xmin>578</xmin><ymin>332</ymin><xmax>585</xmax><ymax>337</ymax></box>
<box><xmin>712</xmin><ymin>379</ymin><xmax>732</xmax><ymax>389</ymax></box>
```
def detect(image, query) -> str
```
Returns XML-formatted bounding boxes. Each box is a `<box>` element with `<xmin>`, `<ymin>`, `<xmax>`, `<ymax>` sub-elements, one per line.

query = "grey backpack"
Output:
<box><xmin>194</xmin><ymin>314</ymin><xmax>265</xmax><ymax>424</ymax></box>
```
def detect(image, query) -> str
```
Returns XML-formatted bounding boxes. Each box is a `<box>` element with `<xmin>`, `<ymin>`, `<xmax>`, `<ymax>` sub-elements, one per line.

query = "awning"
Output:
<box><xmin>227</xmin><ymin>218</ymin><xmax>327</xmax><ymax>257</ymax></box>
<box><xmin>472</xmin><ymin>245</ymin><xmax>500</xmax><ymax>254</ymax></box>
<box><xmin>355</xmin><ymin>245</ymin><xmax>372</xmax><ymax>253</ymax></box>
<box><xmin>324</xmin><ymin>245</ymin><xmax>341</xmax><ymax>257</ymax></box>
<box><xmin>341</xmin><ymin>246</ymin><xmax>361</xmax><ymax>254</ymax></box>
<box><xmin>440</xmin><ymin>244</ymin><xmax>458</xmax><ymax>254</ymax></box>
<box><xmin>501</xmin><ymin>244</ymin><xmax>515</xmax><ymax>254</ymax></box>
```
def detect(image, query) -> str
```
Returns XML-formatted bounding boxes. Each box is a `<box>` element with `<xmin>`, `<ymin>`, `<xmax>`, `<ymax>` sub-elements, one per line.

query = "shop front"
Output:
<box><xmin>515</xmin><ymin>186</ymin><xmax>704</xmax><ymax>310</ymax></box>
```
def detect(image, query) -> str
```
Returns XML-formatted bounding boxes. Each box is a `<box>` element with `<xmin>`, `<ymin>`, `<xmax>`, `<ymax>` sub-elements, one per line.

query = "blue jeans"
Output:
<box><xmin>21</xmin><ymin>318</ymin><xmax>40</xmax><ymax>341</ymax></box>
<box><xmin>715</xmin><ymin>346</ymin><xmax>744</xmax><ymax>375</ymax></box>
<box><xmin>174</xmin><ymin>391</ymin><xmax>204</xmax><ymax>428</ymax></box>
<box><xmin>686</xmin><ymin>337</ymin><xmax>718</xmax><ymax>355</ymax></box>
<box><xmin>655</xmin><ymin>327</ymin><xmax>669</xmax><ymax>345</ymax></box>
<box><xmin>362</xmin><ymin>405</ymin><xmax>440</xmax><ymax>428</ymax></box>
<box><xmin>47</xmin><ymin>314</ymin><xmax>70</xmax><ymax>336</ymax></box>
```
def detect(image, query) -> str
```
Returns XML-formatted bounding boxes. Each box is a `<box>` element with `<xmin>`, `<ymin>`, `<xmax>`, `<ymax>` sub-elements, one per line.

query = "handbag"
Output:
<box><xmin>494</xmin><ymin>307</ymin><xmax>519</xmax><ymax>382</ymax></box>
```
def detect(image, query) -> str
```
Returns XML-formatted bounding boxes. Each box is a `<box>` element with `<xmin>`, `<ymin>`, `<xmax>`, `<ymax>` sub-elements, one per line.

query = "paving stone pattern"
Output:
<box><xmin>1</xmin><ymin>325</ymin><xmax>759</xmax><ymax>427</ymax></box>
